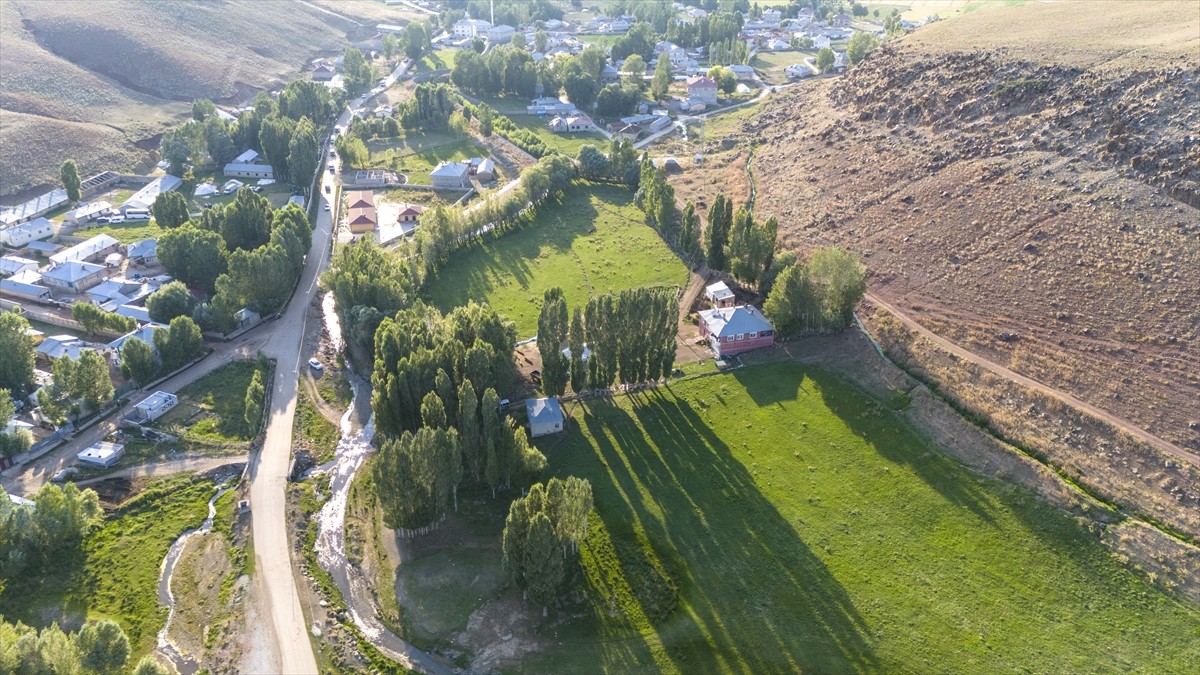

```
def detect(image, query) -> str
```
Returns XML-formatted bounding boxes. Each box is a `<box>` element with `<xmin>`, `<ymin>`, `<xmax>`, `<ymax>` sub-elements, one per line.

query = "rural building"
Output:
<box><xmin>687</xmin><ymin>76</ymin><xmax>719</xmax><ymax>105</ymax></box>
<box><xmin>730</xmin><ymin>64</ymin><xmax>756</xmax><ymax>80</ymax></box>
<box><xmin>345</xmin><ymin>190</ymin><xmax>378</xmax><ymax>234</ymax></box>
<box><xmin>705</xmin><ymin>281</ymin><xmax>736</xmax><ymax>308</ymax></box>
<box><xmin>77</xmin><ymin>441</ymin><xmax>125</xmax><ymax>468</ymax></box>
<box><xmin>87</xmin><ymin>277</ymin><xmax>152</xmax><ymax>311</ymax></box>
<box><xmin>64</xmin><ymin>201</ymin><xmax>113</xmax><ymax>225</ymax></box>
<box><xmin>123</xmin><ymin>175</ymin><xmax>182</xmax><ymax>213</ymax></box>
<box><xmin>785</xmin><ymin>63</ymin><xmax>814</xmax><ymax>79</ymax></box>
<box><xmin>24</xmin><ymin>240</ymin><xmax>60</xmax><ymax>256</ymax></box>
<box><xmin>430</xmin><ymin>161</ymin><xmax>471</xmax><ymax>189</ymax></box>
<box><xmin>468</xmin><ymin>157</ymin><xmax>496</xmax><ymax>182</ymax></box>
<box><xmin>127</xmin><ymin>239</ymin><xmax>158</xmax><ymax>266</ymax></box>
<box><xmin>107</xmin><ymin>324</ymin><xmax>166</xmax><ymax>362</ymax></box>
<box><xmin>41</xmin><ymin>261</ymin><xmax>108</xmax><ymax>292</ymax></box>
<box><xmin>0</xmin><ymin>189</ymin><xmax>68</xmax><ymax>228</ymax></box>
<box><xmin>224</xmin><ymin>154</ymin><xmax>275</xmax><ymax>180</ymax></box>
<box><xmin>0</xmin><ymin>270</ymin><xmax>51</xmax><ymax>301</ymax></box>
<box><xmin>526</xmin><ymin>397</ymin><xmax>564</xmax><ymax>437</ymax></box>
<box><xmin>312</xmin><ymin>64</ymin><xmax>335</xmax><ymax>81</ymax></box>
<box><xmin>0</xmin><ymin>217</ymin><xmax>54</xmax><ymax>248</ymax></box>
<box><xmin>115</xmin><ymin>304</ymin><xmax>151</xmax><ymax>323</ymax></box>
<box><xmin>832</xmin><ymin>12</ymin><xmax>852</xmax><ymax>28</ymax></box>
<box><xmin>0</xmin><ymin>256</ymin><xmax>38</xmax><ymax>278</ymax></box>
<box><xmin>133</xmin><ymin>391</ymin><xmax>178</xmax><ymax>423</ymax></box>
<box><xmin>600</xmin><ymin>64</ymin><xmax>621</xmax><ymax>83</ymax></box>
<box><xmin>453</xmin><ymin>18</ymin><xmax>492</xmax><ymax>38</ymax></box>
<box><xmin>396</xmin><ymin>203</ymin><xmax>424</xmax><ymax>223</ymax></box>
<box><xmin>761</xmin><ymin>8</ymin><xmax>783</xmax><ymax>24</ymax></box>
<box><xmin>50</xmin><ymin>234</ymin><xmax>120</xmax><ymax>266</ymax></box>
<box><xmin>527</xmin><ymin>100</ymin><xmax>578</xmax><ymax>116</ymax></box>
<box><xmin>698</xmin><ymin>305</ymin><xmax>775</xmax><ymax>357</ymax></box>
<box><xmin>486</xmin><ymin>24</ymin><xmax>516</xmax><ymax>43</ymax></box>
<box><xmin>549</xmin><ymin>114</ymin><xmax>595</xmax><ymax>133</ymax></box>
<box><xmin>37</xmin><ymin>335</ymin><xmax>96</xmax><ymax>362</ymax></box>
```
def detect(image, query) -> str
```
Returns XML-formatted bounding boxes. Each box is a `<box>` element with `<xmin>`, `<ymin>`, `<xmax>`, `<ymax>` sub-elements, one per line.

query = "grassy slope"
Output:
<box><xmin>171</xmin><ymin>361</ymin><xmax>262</xmax><ymax>443</ymax></box>
<box><xmin>415</xmin><ymin>49</ymin><xmax>462</xmax><ymax>72</ymax></box>
<box><xmin>524</xmin><ymin>363</ymin><xmax>1200</xmax><ymax>673</ymax></box>
<box><xmin>0</xmin><ymin>476</ymin><xmax>214</xmax><ymax>659</ymax></box>
<box><xmin>423</xmin><ymin>183</ymin><xmax>689</xmax><ymax>337</ymax></box>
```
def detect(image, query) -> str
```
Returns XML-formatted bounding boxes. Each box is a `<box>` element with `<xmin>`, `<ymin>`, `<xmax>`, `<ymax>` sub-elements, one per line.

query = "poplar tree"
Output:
<box><xmin>568</xmin><ymin>307</ymin><xmax>588</xmax><ymax>393</ymax></box>
<box><xmin>537</xmin><ymin>288</ymin><xmax>569</xmax><ymax>397</ymax></box>
<box><xmin>457</xmin><ymin>379</ymin><xmax>482</xmax><ymax>480</ymax></box>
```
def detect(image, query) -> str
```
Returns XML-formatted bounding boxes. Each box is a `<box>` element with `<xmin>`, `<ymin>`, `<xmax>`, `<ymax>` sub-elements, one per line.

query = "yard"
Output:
<box><xmin>508</xmin><ymin>362</ymin><xmax>1200</xmax><ymax>672</ymax></box>
<box><xmin>503</xmin><ymin>115</ymin><xmax>608</xmax><ymax>156</ymax></box>
<box><xmin>75</xmin><ymin>219</ymin><xmax>165</xmax><ymax>245</ymax></box>
<box><xmin>162</xmin><ymin>360</ymin><xmax>266</xmax><ymax>447</ymax></box>
<box><xmin>751</xmin><ymin>50</ymin><xmax>817</xmax><ymax>85</ymax></box>
<box><xmin>414</xmin><ymin>48</ymin><xmax>462</xmax><ymax>72</ymax></box>
<box><xmin>367</xmin><ymin>130</ymin><xmax>490</xmax><ymax>185</ymax></box>
<box><xmin>0</xmin><ymin>475</ymin><xmax>216</xmax><ymax>660</ymax></box>
<box><xmin>422</xmin><ymin>182</ymin><xmax>689</xmax><ymax>337</ymax></box>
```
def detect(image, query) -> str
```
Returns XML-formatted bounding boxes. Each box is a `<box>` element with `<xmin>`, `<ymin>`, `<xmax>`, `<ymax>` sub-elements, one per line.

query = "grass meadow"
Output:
<box><xmin>510</xmin><ymin>363</ymin><xmax>1200</xmax><ymax>673</ymax></box>
<box><xmin>0</xmin><ymin>475</ymin><xmax>216</xmax><ymax>659</ymax></box>
<box><xmin>422</xmin><ymin>183</ymin><xmax>689</xmax><ymax>337</ymax></box>
<box><xmin>751</xmin><ymin>50</ymin><xmax>817</xmax><ymax>85</ymax></box>
<box><xmin>367</xmin><ymin>130</ymin><xmax>490</xmax><ymax>185</ymax></box>
<box><xmin>503</xmin><ymin>116</ymin><xmax>609</xmax><ymax>156</ymax></box>
<box><xmin>165</xmin><ymin>361</ymin><xmax>264</xmax><ymax>445</ymax></box>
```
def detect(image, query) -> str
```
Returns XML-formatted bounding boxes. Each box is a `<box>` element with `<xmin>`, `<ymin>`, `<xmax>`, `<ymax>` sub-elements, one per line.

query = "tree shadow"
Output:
<box><xmin>559</xmin><ymin>392</ymin><xmax>879</xmax><ymax>673</ymax></box>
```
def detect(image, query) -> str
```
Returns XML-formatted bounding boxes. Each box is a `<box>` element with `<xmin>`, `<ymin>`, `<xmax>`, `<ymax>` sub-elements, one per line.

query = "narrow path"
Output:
<box><xmin>74</xmin><ymin>457</ymin><xmax>245</xmax><ymax>488</ymax></box>
<box><xmin>863</xmin><ymin>293</ymin><xmax>1200</xmax><ymax>468</ymax></box>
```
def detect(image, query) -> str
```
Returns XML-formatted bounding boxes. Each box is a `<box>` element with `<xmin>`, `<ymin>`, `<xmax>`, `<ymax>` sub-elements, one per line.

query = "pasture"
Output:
<box><xmin>512</xmin><ymin>363</ymin><xmax>1200</xmax><ymax>672</ymax></box>
<box><xmin>366</xmin><ymin>131</ymin><xmax>490</xmax><ymax>185</ymax></box>
<box><xmin>422</xmin><ymin>183</ymin><xmax>688</xmax><ymax>337</ymax></box>
<box><xmin>502</xmin><ymin>115</ymin><xmax>609</xmax><ymax>156</ymax></box>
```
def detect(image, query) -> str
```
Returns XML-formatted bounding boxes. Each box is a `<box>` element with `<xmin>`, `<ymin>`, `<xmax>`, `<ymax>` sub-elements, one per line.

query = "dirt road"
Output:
<box><xmin>74</xmin><ymin>456</ymin><xmax>246</xmax><ymax>488</ymax></box>
<box><xmin>864</xmin><ymin>292</ymin><xmax>1200</xmax><ymax>469</ymax></box>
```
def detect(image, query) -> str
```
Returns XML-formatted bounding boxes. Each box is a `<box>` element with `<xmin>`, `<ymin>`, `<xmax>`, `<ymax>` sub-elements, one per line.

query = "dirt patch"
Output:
<box><xmin>168</xmin><ymin>533</ymin><xmax>233</xmax><ymax>661</ymax></box>
<box><xmin>456</xmin><ymin>589</ymin><xmax>543</xmax><ymax>674</ymax></box>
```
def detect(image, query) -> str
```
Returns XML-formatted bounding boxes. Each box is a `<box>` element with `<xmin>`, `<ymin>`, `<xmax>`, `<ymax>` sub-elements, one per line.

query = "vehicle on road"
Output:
<box><xmin>323</xmin><ymin>203</ymin><xmax>330</xmax><ymax>211</ymax></box>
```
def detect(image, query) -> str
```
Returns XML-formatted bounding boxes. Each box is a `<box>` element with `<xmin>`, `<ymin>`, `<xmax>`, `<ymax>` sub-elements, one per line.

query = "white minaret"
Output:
<box><xmin>490</xmin><ymin>0</ymin><xmax>494</xmax><ymax>25</ymax></box>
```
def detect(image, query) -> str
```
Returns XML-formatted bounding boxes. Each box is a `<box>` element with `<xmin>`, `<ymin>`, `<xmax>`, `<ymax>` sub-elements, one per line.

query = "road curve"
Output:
<box><xmin>864</xmin><ymin>292</ymin><xmax>1200</xmax><ymax>468</ymax></box>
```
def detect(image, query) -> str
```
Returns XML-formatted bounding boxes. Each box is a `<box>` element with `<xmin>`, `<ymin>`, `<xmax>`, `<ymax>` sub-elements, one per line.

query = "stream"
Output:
<box><xmin>312</xmin><ymin>293</ymin><xmax>451</xmax><ymax>674</ymax></box>
<box><xmin>156</xmin><ymin>483</ymin><xmax>231</xmax><ymax>675</ymax></box>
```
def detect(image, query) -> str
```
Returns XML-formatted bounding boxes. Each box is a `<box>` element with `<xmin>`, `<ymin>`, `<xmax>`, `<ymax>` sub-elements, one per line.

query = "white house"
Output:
<box><xmin>86</xmin><ymin>277</ymin><xmax>151</xmax><ymax>311</ymax></box>
<box><xmin>549</xmin><ymin>114</ymin><xmax>595</xmax><ymax>133</ymax></box>
<box><xmin>64</xmin><ymin>201</ymin><xmax>113</xmax><ymax>225</ymax></box>
<box><xmin>0</xmin><ymin>256</ymin><xmax>37</xmax><ymax>278</ymax></box>
<box><xmin>0</xmin><ymin>217</ymin><xmax>54</xmax><ymax>247</ymax></box>
<box><xmin>50</xmin><ymin>233</ymin><xmax>120</xmax><ymax>266</ymax></box>
<box><xmin>761</xmin><ymin>8</ymin><xmax>783</xmax><ymax>25</ymax></box>
<box><xmin>123</xmin><ymin>175</ymin><xmax>181</xmax><ymax>212</ymax></box>
<box><xmin>687</xmin><ymin>76</ymin><xmax>719</xmax><ymax>105</ymax></box>
<box><xmin>705</xmin><ymin>280</ymin><xmax>735</xmax><ymax>308</ymax></box>
<box><xmin>526</xmin><ymin>397</ymin><xmax>564</xmax><ymax>437</ymax></box>
<box><xmin>77</xmin><ymin>441</ymin><xmax>125</xmax><ymax>468</ymax></box>
<box><xmin>133</xmin><ymin>391</ymin><xmax>178</xmax><ymax>423</ymax></box>
<box><xmin>430</xmin><ymin>161</ymin><xmax>471</xmax><ymax>189</ymax></box>
<box><xmin>813</xmin><ymin>35</ymin><xmax>831</xmax><ymax>50</ymax></box>
<box><xmin>453</xmin><ymin>18</ymin><xmax>492</xmax><ymax>38</ymax></box>
<box><xmin>785</xmin><ymin>63</ymin><xmax>814</xmax><ymax>79</ymax></box>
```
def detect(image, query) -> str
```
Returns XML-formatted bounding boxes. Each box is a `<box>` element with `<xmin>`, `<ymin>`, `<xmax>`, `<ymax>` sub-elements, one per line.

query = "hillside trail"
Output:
<box><xmin>863</xmin><ymin>292</ymin><xmax>1200</xmax><ymax>469</ymax></box>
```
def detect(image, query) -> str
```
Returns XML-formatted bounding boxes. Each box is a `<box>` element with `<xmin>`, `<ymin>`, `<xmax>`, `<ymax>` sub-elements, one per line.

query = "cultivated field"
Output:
<box><xmin>367</xmin><ymin>131</ymin><xmax>490</xmax><ymax>185</ymax></box>
<box><xmin>423</xmin><ymin>183</ymin><xmax>689</xmax><ymax>337</ymax></box>
<box><xmin>0</xmin><ymin>0</ymin><xmax>353</xmax><ymax>197</ymax></box>
<box><xmin>519</xmin><ymin>364</ymin><xmax>1200</xmax><ymax>673</ymax></box>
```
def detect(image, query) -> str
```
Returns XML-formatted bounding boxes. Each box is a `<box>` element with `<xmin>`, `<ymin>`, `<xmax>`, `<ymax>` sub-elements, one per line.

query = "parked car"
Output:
<box><xmin>323</xmin><ymin>203</ymin><xmax>330</xmax><ymax>211</ymax></box>
<box><xmin>308</xmin><ymin>358</ymin><xmax>323</xmax><ymax>371</ymax></box>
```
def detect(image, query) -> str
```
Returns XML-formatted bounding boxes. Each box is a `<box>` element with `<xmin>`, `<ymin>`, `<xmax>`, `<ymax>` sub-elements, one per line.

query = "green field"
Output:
<box><xmin>75</xmin><ymin>219</ymin><xmax>165</xmax><ymax>244</ymax></box>
<box><xmin>0</xmin><ymin>476</ymin><xmax>215</xmax><ymax>659</ymax></box>
<box><xmin>294</xmin><ymin>388</ymin><xmax>338</xmax><ymax>464</ymax></box>
<box><xmin>414</xmin><ymin>48</ymin><xmax>462</xmax><ymax>72</ymax></box>
<box><xmin>504</xmin><ymin>115</ymin><xmax>609</xmax><ymax>156</ymax></box>
<box><xmin>423</xmin><ymin>183</ymin><xmax>689</xmax><ymax>337</ymax></box>
<box><xmin>164</xmin><ymin>360</ymin><xmax>264</xmax><ymax>444</ymax></box>
<box><xmin>367</xmin><ymin>130</ymin><xmax>489</xmax><ymax>185</ymax></box>
<box><xmin>751</xmin><ymin>50</ymin><xmax>816</xmax><ymax>85</ymax></box>
<box><xmin>513</xmin><ymin>363</ymin><xmax>1200</xmax><ymax>673</ymax></box>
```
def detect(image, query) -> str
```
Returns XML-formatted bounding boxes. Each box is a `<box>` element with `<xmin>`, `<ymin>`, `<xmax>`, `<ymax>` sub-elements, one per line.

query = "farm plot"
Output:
<box><xmin>422</xmin><ymin>183</ymin><xmax>689</xmax><ymax>337</ymax></box>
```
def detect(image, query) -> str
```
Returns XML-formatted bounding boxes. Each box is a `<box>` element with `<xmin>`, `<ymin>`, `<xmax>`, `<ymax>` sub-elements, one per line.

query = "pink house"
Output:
<box><xmin>697</xmin><ymin>305</ymin><xmax>775</xmax><ymax>357</ymax></box>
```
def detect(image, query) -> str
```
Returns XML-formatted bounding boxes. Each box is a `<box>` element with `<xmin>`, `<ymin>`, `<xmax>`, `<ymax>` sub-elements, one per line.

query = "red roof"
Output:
<box><xmin>687</xmin><ymin>76</ymin><xmax>717</xmax><ymax>88</ymax></box>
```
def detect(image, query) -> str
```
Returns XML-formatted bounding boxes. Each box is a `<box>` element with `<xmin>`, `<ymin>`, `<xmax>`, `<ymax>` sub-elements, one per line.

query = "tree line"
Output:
<box><xmin>537</xmin><ymin>285</ymin><xmax>678</xmax><ymax>396</ymax></box>
<box><xmin>502</xmin><ymin>476</ymin><xmax>593</xmax><ymax>615</ymax></box>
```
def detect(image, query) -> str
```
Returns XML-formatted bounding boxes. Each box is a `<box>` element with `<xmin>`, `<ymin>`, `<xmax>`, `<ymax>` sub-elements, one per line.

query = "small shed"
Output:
<box><xmin>134</xmin><ymin>391</ymin><xmax>178</xmax><ymax>423</ymax></box>
<box><xmin>705</xmin><ymin>280</ymin><xmax>735</xmax><ymax>308</ymax></box>
<box><xmin>77</xmin><ymin>441</ymin><xmax>125</xmax><ymax>467</ymax></box>
<box><xmin>526</xmin><ymin>397</ymin><xmax>564</xmax><ymax>438</ymax></box>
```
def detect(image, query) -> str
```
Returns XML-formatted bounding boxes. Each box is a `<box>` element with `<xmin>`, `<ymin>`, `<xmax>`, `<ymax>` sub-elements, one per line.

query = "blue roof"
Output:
<box><xmin>526</xmin><ymin>397</ymin><xmax>563</xmax><ymax>424</ymax></box>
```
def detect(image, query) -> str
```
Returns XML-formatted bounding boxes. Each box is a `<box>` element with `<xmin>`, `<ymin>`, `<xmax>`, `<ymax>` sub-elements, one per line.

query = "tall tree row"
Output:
<box><xmin>763</xmin><ymin>247</ymin><xmax>867</xmax><ymax>336</ymax></box>
<box><xmin>537</xmin><ymin>288</ymin><xmax>569</xmax><ymax>398</ymax></box>
<box><xmin>502</xmin><ymin>477</ymin><xmax>593</xmax><ymax>613</ymax></box>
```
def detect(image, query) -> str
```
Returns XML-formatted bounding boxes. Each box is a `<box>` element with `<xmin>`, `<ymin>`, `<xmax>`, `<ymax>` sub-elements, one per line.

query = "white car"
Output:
<box><xmin>308</xmin><ymin>358</ymin><xmax>323</xmax><ymax>371</ymax></box>
<box><xmin>323</xmin><ymin>203</ymin><xmax>330</xmax><ymax>211</ymax></box>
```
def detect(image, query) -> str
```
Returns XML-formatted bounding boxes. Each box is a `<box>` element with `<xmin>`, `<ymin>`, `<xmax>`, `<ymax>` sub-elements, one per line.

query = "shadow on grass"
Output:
<box><xmin>565</xmin><ymin>390</ymin><xmax>879</xmax><ymax>673</ymax></box>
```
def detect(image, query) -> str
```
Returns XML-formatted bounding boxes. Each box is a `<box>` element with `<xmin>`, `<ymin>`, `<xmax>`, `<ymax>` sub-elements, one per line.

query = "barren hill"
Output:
<box><xmin>675</xmin><ymin>1</ymin><xmax>1199</xmax><ymax>532</ymax></box>
<box><xmin>0</xmin><ymin>0</ymin><xmax>393</xmax><ymax>198</ymax></box>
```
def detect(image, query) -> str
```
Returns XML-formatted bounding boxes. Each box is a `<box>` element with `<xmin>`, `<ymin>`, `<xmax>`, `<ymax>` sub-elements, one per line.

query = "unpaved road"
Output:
<box><xmin>74</xmin><ymin>457</ymin><xmax>245</xmax><ymax>488</ymax></box>
<box><xmin>864</xmin><ymin>292</ymin><xmax>1200</xmax><ymax>469</ymax></box>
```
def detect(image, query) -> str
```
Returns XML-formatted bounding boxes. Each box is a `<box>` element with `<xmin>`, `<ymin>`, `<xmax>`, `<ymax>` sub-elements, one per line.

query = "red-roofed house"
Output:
<box><xmin>687</xmin><ymin>76</ymin><xmax>718</xmax><ymax>105</ymax></box>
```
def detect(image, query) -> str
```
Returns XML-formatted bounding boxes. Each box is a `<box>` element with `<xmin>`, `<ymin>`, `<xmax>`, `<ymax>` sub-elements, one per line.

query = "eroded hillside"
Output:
<box><xmin>0</xmin><ymin>0</ymin><xmax>375</xmax><ymax>197</ymax></box>
<box><xmin>668</xmin><ymin>1</ymin><xmax>1200</xmax><ymax>534</ymax></box>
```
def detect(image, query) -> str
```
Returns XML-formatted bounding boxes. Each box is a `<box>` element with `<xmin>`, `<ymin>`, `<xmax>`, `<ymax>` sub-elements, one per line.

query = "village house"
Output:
<box><xmin>77</xmin><ymin>441</ymin><xmax>124</xmax><ymax>468</ymax></box>
<box><xmin>50</xmin><ymin>234</ymin><xmax>120</xmax><ymax>266</ymax></box>
<box><xmin>430</xmin><ymin>161</ymin><xmax>472</xmax><ymax>189</ymax></box>
<box><xmin>0</xmin><ymin>217</ymin><xmax>54</xmax><ymax>248</ymax></box>
<box><xmin>468</xmin><ymin>157</ymin><xmax>496</xmax><ymax>182</ymax></box>
<box><xmin>687</xmin><ymin>76</ymin><xmax>719</xmax><ymax>106</ymax></box>
<box><xmin>64</xmin><ymin>201</ymin><xmax>113</xmax><ymax>226</ymax></box>
<box><xmin>132</xmin><ymin>391</ymin><xmax>178</xmax><ymax>423</ymax></box>
<box><xmin>832</xmin><ymin>12</ymin><xmax>853</xmax><ymax>28</ymax></box>
<box><xmin>0</xmin><ymin>270</ymin><xmax>50</xmax><ymax>301</ymax></box>
<box><xmin>224</xmin><ymin>149</ymin><xmax>275</xmax><ymax>180</ymax></box>
<box><xmin>345</xmin><ymin>190</ymin><xmax>378</xmax><ymax>234</ymax></box>
<box><xmin>730</xmin><ymin>64</ymin><xmax>756</xmax><ymax>80</ymax></box>
<box><xmin>37</xmin><ymin>335</ymin><xmax>98</xmax><ymax>362</ymax></box>
<box><xmin>549</xmin><ymin>114</ymin><xmax>596</xmax><ymax>133</ymax></box>
<box><xmin>705</xmin><ymin>280</ymin><xmax>736</xmax><ymax>308</ymax></box>
<box><xmin>41</xmin><ymin>261</ymin><xmax>109</xmax><ymax>292</ymax></box>
<box><xmin>0</xmin><ymin>255</ymin><xmax>38</xmax><ymax>278</ymax></box>
<box><xmin>107</xmin><ymin>324</ymin><xmax>166</xmax><ymax>364</ymax></box>
<box><xmin>697</xmin><ymin>305</ymin><xmax>776</xmax><ymax>358</ymax></box>
<box><xmin>453</xmin><ymin>18</ymin><xmax>492</xmax><ymax>38</ymax></box>
<box><xmin>761</xmin><ymin>8</ymin><xmax>783</xmax><ymax>25</ymax></box>
<box><xmin>486</xmin><ymin>24</ymin><xmax>516</xmax><ymax>44</ymax></box>
<box><xmin>312</xmin><ymin>64</ymin><xmax>335</xmax><ymax>81</ymax></box>
<box><xmin>122</xmin><ymin>175</ymin><xmax>181</xmax><ymax>213</ymax></box>
<box><xmin>396</xmin><ymin>203</ymin><xmax>424</xmax><ymax>223</ymax></box>
<box><xmin>526</xmin><ymin>397</ymin><xmax>564</xmax><ymax>437</ymax></box>
<box><xmin>127</xmin><ymin>239</ymin><xmax>158</xmax><ymax>266</ymax></box>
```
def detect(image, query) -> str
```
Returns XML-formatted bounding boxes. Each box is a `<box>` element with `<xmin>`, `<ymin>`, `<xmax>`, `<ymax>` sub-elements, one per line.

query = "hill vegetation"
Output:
<box><xmin>0</xmin><ymin>0</ymin><xmax>360</xmax><ymax>198</ymax></box>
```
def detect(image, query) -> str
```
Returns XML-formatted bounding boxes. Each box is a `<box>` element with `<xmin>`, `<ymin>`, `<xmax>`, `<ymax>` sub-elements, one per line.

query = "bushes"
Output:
<box><xmin>491</xmin><ymin>112</ymin><xmax>549</xmax><ymax>158</ymax></box>
<box><xmin>71</xmin><ymin>303</ymin><xmax>136</xmax><ymax>336</ymax></box>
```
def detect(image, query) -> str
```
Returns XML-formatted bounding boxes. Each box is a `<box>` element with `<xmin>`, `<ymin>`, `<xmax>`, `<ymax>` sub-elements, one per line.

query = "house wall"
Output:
<box><xmin>42</xmin><ymin>270</ymin><xmax>108</xmax><ymax>291</ymax></box>
<box><xmin>713</xmin><ymin>333</ymin><xmax>775</xmax><ymax>357</ymax></box>
<box><xmin>529</xmin><ymin>420</ymin><xmax>562</xmax><ymax>437</ymax></box>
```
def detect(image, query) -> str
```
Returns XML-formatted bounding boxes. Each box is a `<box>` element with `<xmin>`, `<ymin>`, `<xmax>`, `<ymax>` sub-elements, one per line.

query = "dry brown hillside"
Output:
<box><xmin>669</xmin><ymin>1</ymin><xmax>1200</xmax><ymax>529</ymax></box>
<box><xmin>0</xmin><ymin>0</ymin><xmax>403</xmax><ymax>198</ymax></box>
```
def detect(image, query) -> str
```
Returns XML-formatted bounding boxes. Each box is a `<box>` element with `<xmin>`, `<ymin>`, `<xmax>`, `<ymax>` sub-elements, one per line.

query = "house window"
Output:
<box><xmin>749</xmin><ymin>332</ymin><xmax>757</xmax><ymax>339</ymax></box>
<box><xmin>761</xmin><ymin>330</ymin><xmax>773</xmax><ymax>337</ymax></box>
<box><xmin>736</xmin><ymin>333</ymin><xmax>744</xmax><ymax>341</ymax></box>
<box><xmin>723</xmin><ymin>336</ymin><xmax>732</xmax><ymax>343</ymax></box>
